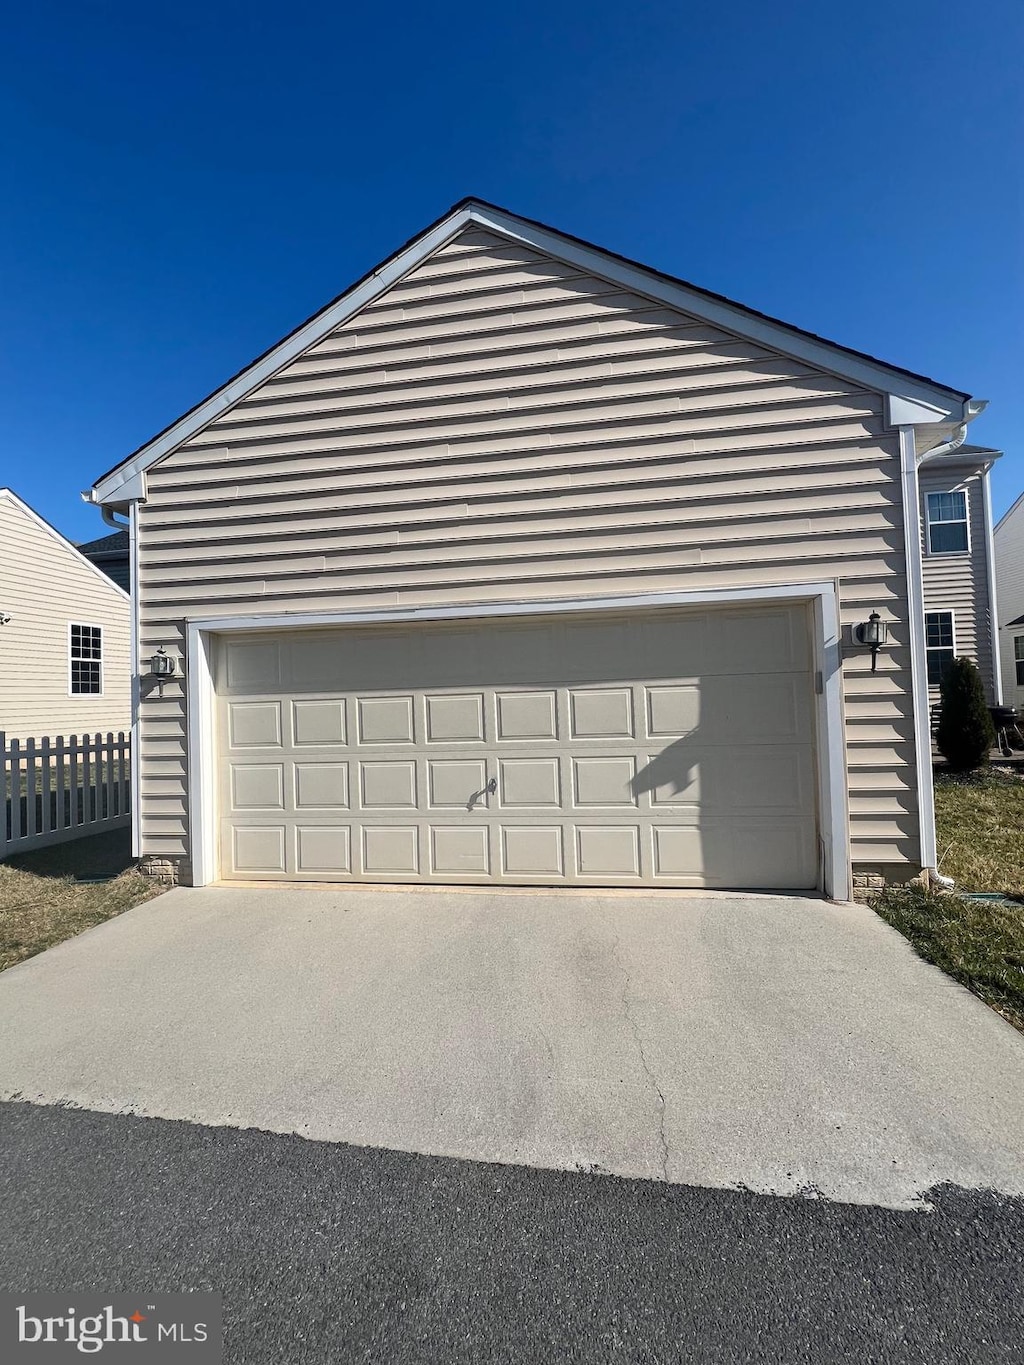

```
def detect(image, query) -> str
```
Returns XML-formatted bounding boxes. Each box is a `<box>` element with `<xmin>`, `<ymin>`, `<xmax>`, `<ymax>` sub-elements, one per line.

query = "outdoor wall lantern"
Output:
<box><xmin>149</xmin><ymin>646</ymin><xmax>178</xmax><ymax>694</ymax></box>
<box><xmin>853</xmin><ymin>612</ymin><xmax>888</xmax><ymax>673</ymax></box>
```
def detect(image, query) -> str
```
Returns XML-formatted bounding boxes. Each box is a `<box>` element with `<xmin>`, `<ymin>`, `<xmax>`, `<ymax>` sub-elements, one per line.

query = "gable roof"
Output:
<box><xmin>89</xmin><ymin>197</ymin><xmax>974</xmax><ymax>507</ymax></box>
<box><xmin>78</xmin><ymin>529</ymin><xmax>129</xmax><ymax>557</ymax></box>
<box><xmin>0</xmin><ymin>489</ymin><xmax>130</xmax><ymax>601</ymax></box>
<box><xmin>995</xmin><ymin>489</ymin><xmax>1024</xmax><ymax>536</ymax></box>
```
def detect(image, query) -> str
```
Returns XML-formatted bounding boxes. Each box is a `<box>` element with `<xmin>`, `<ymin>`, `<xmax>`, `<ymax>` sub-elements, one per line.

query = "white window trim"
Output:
<box><xmin>182</xmin><ymin>581</ymin><xmax>850</xmax><ymax>901</ymax></box>
<box><xmin>1014</xmin><ymin>634</ymin><xmax>1024</xmax><ymax>688</ymax></box>
<box><xmin>925</xmin><ymin>488</ymin><xmax>971</xmax><ymax>556</ymax></box>
<box><xmin>924</xmin><ymin>609</ymin><xmax>957</xmax><ymax>688</ymax></box>
<box><xmin>67</xmin><ymin>621</ymin><xmax>104</xmax><ymax>698</ymax></box>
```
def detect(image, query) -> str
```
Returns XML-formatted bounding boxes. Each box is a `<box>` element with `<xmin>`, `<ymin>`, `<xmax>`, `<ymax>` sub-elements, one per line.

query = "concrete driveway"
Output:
<box><xmin>0</xmin><ymin>885</ymin><xmax>1022</xmax><ymax>1210</ymax></box>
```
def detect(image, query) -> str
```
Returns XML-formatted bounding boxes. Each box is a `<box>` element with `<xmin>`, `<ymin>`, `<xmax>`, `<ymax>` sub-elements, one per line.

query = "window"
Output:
<box><xmin>926</xmin><ymin>490</ymin><xmax>969</xmax><ymax>554</ymax></box>
<box><xmin>925</xmin><ymin>611</ymin><xmax>955</xmax><ymax>687</ymax></box>
<box><xmin>1016</xmin><ymin>636</ymin><xmax>1024</xmax><ymax>688</ymax></box>
<box><xmin>69</xmin><ymin>623</ymin><xmax>103</xmax><ymax>695</ymax></box>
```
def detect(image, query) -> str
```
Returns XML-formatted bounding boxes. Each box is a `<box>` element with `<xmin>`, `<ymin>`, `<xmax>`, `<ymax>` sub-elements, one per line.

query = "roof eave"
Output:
<box><xmin>90</xmin><ymin>198</ymin><xmax>973</xmax><ymax>507</ymax></box>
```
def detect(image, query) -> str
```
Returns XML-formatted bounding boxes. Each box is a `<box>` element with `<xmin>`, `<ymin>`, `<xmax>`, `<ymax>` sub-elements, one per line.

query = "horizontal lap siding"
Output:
<box><xmin>919</xmin><ymin>466</ymin><xmax>994</xmax><ymax>703</ymax></box>
<box><xmin>0</xmin><ymin>497</ymin><xmax>131</xmax><ymax>742</ymax></box>
<box><xmin>138</xmin><ymin>228</ymin><xmax>919</xmax><ymax>869</ymax></box>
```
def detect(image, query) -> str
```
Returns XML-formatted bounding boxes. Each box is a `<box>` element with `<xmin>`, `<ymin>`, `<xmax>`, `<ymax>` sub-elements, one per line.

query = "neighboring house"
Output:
<box><xmin>87</xmin><ymin>198</ymin><xmax>992</xmax><ymax>898</ymax></box>
<box><xmin>994</xmin><ymin>491</ymin><xmax>1024</xmax><ymax>712</ymax></box>
<box><xmin>919</xmin><ymin>445</ymin><xmax>1003</xmax><ymax>708</ymax></box>
<box><xmin>79</xmin><ymin>528</ymin><xmax>130</xmax><ymax>592</ymax></box>
<box><xmin>0</xmin><ymin>489</ymin><xmax>131</xmax><ymax>742</ymax></box>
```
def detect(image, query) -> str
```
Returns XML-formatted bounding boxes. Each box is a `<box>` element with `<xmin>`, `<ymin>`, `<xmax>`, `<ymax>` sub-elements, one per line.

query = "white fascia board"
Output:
<box><xmin>471</xmin><ymin>206</ymin><xmax>969</xmax><ymax>419</ymax></box>
<box><xmin>91</xmin><ymin>208</ymin><xmax>478</xmax><ymax>505</ymax></box>
<box><xmin>91</xmin><ymin>201</ymin><xmax>970</xmax><ymax>505</ymax></box>
<box><xmin>0</xmin><ymin>489</ymin><xmax>131</xmax><ymax>602</ymax></box>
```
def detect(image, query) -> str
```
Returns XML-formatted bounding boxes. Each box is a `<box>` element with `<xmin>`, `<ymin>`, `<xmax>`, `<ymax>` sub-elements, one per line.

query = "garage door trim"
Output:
<box><xmin>185</xmin><ymin>583</ymin><xmax>848</xmax><ymax>898</ymax></box>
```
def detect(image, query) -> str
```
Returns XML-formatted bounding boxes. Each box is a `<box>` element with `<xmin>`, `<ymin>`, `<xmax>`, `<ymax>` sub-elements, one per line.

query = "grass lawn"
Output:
<box><xmin>933</xmin><ymin>768</ymin><xmax>1024</xmax><ymax>894</ymax></box>
<box><xmin>874</xmin><ymin>767</ymin><xmax>1024</xmax><ymax>1034</ymax></box>
<box><xmin>0</xmin><ymin>829</ymin><xmax>162</xmax><ymax>972</ymax></box>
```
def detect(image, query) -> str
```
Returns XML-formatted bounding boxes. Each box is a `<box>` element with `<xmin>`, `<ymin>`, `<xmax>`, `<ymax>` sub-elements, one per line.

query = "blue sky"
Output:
<box><xmin>2</xmin><ymin>0</ymin><xmax>1021</xmax><ymax>542</ymax></box>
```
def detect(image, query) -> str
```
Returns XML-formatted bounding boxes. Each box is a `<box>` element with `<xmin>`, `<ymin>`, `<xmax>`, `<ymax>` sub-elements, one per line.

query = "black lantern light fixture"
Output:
<box><xmin>149</xmin><ymin>646</ymin><xmax>178</xmax><ymax>694</ymax></box>
<box><xmin>853</xmin><ymin>611</ymin><xmax>888</xmax><ymax>673</ymax></box>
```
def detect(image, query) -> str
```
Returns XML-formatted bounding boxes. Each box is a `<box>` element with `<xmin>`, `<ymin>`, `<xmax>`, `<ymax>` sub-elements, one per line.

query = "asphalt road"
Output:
<box><xmin>1</xmin><ymin>1101</ymin><xmax>1021</xmax><ymax>1364</ymax></box>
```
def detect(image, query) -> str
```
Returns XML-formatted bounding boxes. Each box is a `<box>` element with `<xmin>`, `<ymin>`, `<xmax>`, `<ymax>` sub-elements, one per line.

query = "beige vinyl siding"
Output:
<box><xmin>137</xmin><ymin>227</ymin><xmax>921</xmax><ymax>873</ymax></box>
<box><xmin>0</xmin><ymin>495</ymin><xmax>131</xmax><ymax>742</ymax></box>
<box><xmin>919</xmin><ymin>465</ymin><xmax>995</xmax><ymax>704</ymax></box>
<box><xmin>995</xmin><ymin>499</ymin><xmax>1024</xmax><ymax>711</ymax></box>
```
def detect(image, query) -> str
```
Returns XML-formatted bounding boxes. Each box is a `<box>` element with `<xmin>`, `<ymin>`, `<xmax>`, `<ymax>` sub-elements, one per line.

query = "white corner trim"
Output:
<box><xmin>886</xmin><ymin>395</ymin><xmax>954</xmax><ymax>427</ymax></box>
<box><xmin>91</xmin><ymin>202</ymin><xmax>970</xmax><ymax>505</ymax></box>
<box><xmin>182</xmin><ymin>582</ymin><xmax>849</xmax><ymax>899</ymax></box>
<box><xmin>898</xmin><ymin>426</ymin><xmax>938</xmax><ymax>871</ymax></box>
<box><xmin>186</xmin><ymin>624</ymin><xmax>217</xmax><ymax>887</ymax></box>
<box><xmin>811</xmin><ymin>587</ymin><xmax>851</xmax><ymax>901</ymax></box>
<box><xmin>982</xmin><ymin>468</ymin><xmax>1004</xmax><ymax>705</ymax></box>
<box><xmin>129</xmin><ymin>501</ymin><xmax>142</xmax><ymax>858</ymax></box>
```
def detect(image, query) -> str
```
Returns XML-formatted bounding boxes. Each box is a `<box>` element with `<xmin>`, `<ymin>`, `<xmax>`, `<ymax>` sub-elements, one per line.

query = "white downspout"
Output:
<box><xmin>982</xmin><ymin>465</ymin><xmax>1004</xmax><ymax>706</ymax></box>
<box><xmin>906</xmin><ymin>398</ymin><xmax>989</xmax><ymax>888</ymax></box>
<box><xmin>128</xmin><ymin>500</ymin><xmax>142</xmax><ymax>857</ymax></box>
<box><xmin>899</xmin><ymin>425</ymin><xmax>939</xmax><ymax>876</ymax></box>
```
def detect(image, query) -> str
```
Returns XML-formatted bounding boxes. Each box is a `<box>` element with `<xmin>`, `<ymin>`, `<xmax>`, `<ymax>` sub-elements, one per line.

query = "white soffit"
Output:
<box><xmin>90</xmin><ymin>201</ymin><xmax>971</xmax><ymax>506</ymax></box>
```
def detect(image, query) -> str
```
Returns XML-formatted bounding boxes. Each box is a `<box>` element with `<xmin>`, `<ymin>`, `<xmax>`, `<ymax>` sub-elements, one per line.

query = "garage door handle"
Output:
<box><xmin>485</xmin><ymin>777</ymin><xmax>497</xmax><ymax>796</ymax></box>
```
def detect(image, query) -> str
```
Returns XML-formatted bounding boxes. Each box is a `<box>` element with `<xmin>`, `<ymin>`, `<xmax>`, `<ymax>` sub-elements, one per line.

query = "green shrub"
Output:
<box><xmin>935</xmin><ymin>656</ymin><xmax>995</xmax><ymax>772</ymax></box>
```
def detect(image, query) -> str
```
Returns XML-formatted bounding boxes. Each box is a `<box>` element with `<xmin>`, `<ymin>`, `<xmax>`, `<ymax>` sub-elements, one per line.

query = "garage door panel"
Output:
<box><xmin>362</xmin><ymin>826</ymin><xmax>420</xmax><ymax>875</ymax></box>
<box><xmin>293</xmin><ymin>699</ymin><xmax>347</xmax><ymax>745</ymax></box>
<box><xmin>572</xmin><ymin>756</ymin><xmax>638</xmax><ymax>807</ymax></box>
<box><xmin>642</xmin><ymin>745</ymin><xmax>814</xmax><ymax>812</ymax></box>
<box><xmin>428</xmin><ymin>759</ymin><xmax>487</xmax><ymax>807</ymax></box>
<box><xmin>231</xmin><ymin>824</ymin><xmax>287</xmax><ymax>875</ymax></box>
<box><xmin>360</xmin><ymin>761</ymin><xmax>417</xmax><ymax>809</ymax></box>
<box><xmin>224</xmin><ymin>640</ymin><xmax>281</xmax><ymax>690</ymax></box>
<box><xmin>230</xmin><ymin>764</ymin><xmax>285</xmax><ymax>811</ymax></box>
<box><xmin>294</xmin><ymin>763</ymin><xmax>349</xmax><ymax>809</ymax></box>
<box><xmin>496</xmin><ymin>691</ymin><xmax>558</xmax><ymax>740</ymax></box>
<box><xmin>296</xmin><ymin>825</ymin><xmax>352</xmax><ymax>874</ymax></box>
<box><xmin>497</xmin><ymin>758</ymin><xmax>561</xmax><ymax>808</ymax></box>
<box><xmin>501</xmin><ymin>826</ymin><xmax>564</xmax><ymax>876</ymax></box>
<box><xmin>357</xmin><ymin>696</ymin><xmax>415</xmax><ymax>745</ymax></box>
<box><xmin>215</xmin><ymin>604</ymin><xmax>819</xmax><ymax>888</ymax></box>
<box><xmin>425</xmin><ymin>693</ymin><xmax>485</xmax><ymax>742</ymax></box>
<box><xmin>430</xmin><ymin>826</ymin><xmax>490</xmax><ymax>875</ymax></box>
<box><xmin>228</xmin><ymin>701</ymin><xmax>282</xmax><ymax>748</ymax></box>
<box><xmin>576</xmin><ymin>826</ymin><xmax>641</xmax><ymax>877</ymax></box>
<box><xmin>569</xmin><ymin>688</ymin><xmax>635</xmax><ymax>739</ymax></box>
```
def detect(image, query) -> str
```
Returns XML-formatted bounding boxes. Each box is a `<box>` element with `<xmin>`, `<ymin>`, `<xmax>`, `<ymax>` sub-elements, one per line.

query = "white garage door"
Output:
<box><xmin>214</xmin><ymin>605</ymin><xmax>819</xmax><ymax>888</ymax></box>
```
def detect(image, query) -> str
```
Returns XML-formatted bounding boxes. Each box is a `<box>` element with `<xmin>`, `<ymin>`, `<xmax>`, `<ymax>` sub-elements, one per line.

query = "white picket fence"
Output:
<box><xmin>1</xmin><ymin>731</ymin><xmax>131</xmax><ymax>859</ymax></box>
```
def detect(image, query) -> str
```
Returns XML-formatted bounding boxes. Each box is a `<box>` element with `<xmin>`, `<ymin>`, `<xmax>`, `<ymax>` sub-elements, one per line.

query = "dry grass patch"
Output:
<box><xmin>934</xmin><ymin>768</ymin><xmax>1024</xmax><ymax>894</ymax></box>
<box><xmin>874</xmin><ymin>886</ymin><xmax>1024</xmax><ymax>1034</ymax></box>
<box><xmin>874</xmin><ymin>766</ymin><xmax>1024</xmax><ymax>1033</ymax></box>
<box><xmin>0</xmin><ymin>865</ymin><xmax>161</xmax><ymax>972</ymax></box>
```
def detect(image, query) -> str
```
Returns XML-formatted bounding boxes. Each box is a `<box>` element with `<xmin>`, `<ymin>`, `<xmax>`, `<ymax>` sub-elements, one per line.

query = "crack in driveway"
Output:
<box><xmin>610</xmin><ymin>936</ymin><xmax>669</xmax><ymax>1182</ymax></box>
